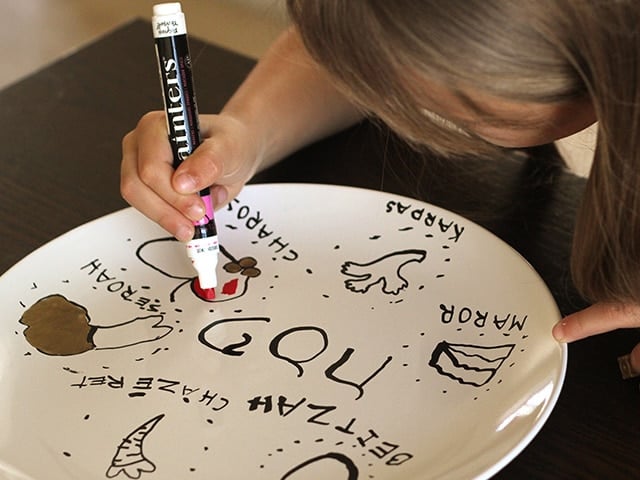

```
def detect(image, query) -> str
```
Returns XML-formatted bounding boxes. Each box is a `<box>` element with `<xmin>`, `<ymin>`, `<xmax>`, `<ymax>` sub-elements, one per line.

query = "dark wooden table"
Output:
<box><xmin>1</xmin><ymin>19</ymin><xmax>638</xmax><ymax>479</ymax></box>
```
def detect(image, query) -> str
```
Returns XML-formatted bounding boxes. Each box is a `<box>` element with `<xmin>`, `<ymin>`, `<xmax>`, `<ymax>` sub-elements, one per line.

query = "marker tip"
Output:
<box><xmin>194</xmin><ymin>277</ymin><xmax>216</xmax><ymax>300</ymax></box>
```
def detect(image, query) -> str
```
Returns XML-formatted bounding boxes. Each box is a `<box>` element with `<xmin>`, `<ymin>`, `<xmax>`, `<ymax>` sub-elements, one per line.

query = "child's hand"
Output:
<box><xmin>121</xmin><ymin>111</ymin><xmax>261</xmax><ymax>241</ymax></box>
<box><xmin>553</xmin><ymin>302</ymin><xmax>640</xmax><ymax>376</ymax></box>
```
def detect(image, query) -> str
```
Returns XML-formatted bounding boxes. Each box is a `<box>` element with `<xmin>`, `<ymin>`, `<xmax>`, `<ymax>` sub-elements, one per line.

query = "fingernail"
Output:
<box><xmin>175</xmin><ymin>224</ymin><xmax>193</xmax><ymax>243</ymax></box>
<box><xmin>552</xmin><ymin>321</ymin><xmax>567</xmax><ymax>342</ymax></box>
<box><xmin>213</xmin><ymin>186</ymin><xmax>228</xmax><ymax>207</ymax></box>
<box><xmin>187</xmin><ymin>203</ymin><xmax>205</xmax><ymax>221</ymax></box>
<box><xmin>175</xmin><ymin>173</ymin><xmax>197</xmax><ymax>193</ymax></box>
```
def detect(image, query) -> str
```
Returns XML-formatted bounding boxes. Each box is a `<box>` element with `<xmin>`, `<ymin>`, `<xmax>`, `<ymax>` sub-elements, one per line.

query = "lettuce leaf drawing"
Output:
<box><xmin>429</xmin><ymin>341</ymin><xmax>515</xmax><ymax>387</ymax></box>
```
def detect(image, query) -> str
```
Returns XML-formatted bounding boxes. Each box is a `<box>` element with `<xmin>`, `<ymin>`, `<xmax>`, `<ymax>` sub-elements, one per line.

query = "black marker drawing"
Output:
<box><xmin>6</xmin><ymin>189</ymin><xmax>545</xmax><ymax>479</ymax></box>
<box><xmin>281</xmin><ymin>452</ymin><xmax>358</xmax><ymax>479</ymax></box>
<box><xmin>269</xmin><ymin>326</ymin><xmax>329</xmax><ymax>378</ymax></box>
<box><xmin>106</xmin><ymin>414</ymin><xmax>165</xmax><ymax>479</ymax></box>
<box><xmin>341</xmin><ymin>249</ymin><xmax>426</xmax><ymax>295</ymax></box>
<box><xmin>200</xmin><ymin>318</ymin><xmax>392</xmax><ymax>400</ymax></box>
<box><xmin>136</xmin><ymin>237</ymin><xmax>260</xmax><ymax>302</ymax></box>
<box><xmin>19</xmin><ymin>294</ymin><xmax>172</xmax><ymax>356</ymax></box>
<box><xmin>429</xmin><ymin>341</ymin><xmax>515</xmax><ymax>387</ymax></box>
<box><xmin>198</xmin><ymin>316</ymin><xmax>272</xmax><ymax>356</ymax></box>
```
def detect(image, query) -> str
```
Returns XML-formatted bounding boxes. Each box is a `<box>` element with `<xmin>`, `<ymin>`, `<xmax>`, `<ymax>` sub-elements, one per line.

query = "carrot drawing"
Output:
<box><xmin>106</xmin><ymin>414</ymin><xmax>165</xmax><ymax>479</ymax></box>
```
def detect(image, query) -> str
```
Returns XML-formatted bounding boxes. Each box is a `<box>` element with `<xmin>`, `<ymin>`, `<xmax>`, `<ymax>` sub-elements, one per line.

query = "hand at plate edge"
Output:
<box><xmin>553</xmin><ymin>302</ymin><xmax>640</xmax><ymax>377</ymax></box>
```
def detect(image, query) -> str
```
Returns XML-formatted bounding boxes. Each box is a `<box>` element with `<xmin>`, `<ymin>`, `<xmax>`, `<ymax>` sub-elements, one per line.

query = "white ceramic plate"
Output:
<box><xmin>0</xmin><ymin>184</ymin><xmax>566</xmax><ymax>480</ymax></box>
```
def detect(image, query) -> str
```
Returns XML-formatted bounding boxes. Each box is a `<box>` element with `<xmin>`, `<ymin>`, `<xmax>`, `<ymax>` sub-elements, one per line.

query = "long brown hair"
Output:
<box><xmin>287</xmin><ymin>0</ymin><xmax>640</xmax><ymax>306</ymax></box>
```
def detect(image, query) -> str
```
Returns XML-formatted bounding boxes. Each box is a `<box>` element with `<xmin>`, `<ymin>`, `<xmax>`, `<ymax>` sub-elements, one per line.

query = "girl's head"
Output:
<box><xmin>287</xmin><ymin>0</ymin><xmax>640</xmax><ymax>306</ymax></box>
<box><xmin>288</xmin><ymin>1</ymin><xmax>599</xmax><ymax>153</ymax></box>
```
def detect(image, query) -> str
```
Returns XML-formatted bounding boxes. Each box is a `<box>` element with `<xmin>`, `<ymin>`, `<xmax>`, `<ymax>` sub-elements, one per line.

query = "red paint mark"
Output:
<box><xmin>194</xmin><ymin>278</ymin><xmax>216</xmax><ymax>300</ymax></box>
<box><xmin>221</xmin><ymin>278</ymin><xmax>238</xmax><ymax>295</ymax></box>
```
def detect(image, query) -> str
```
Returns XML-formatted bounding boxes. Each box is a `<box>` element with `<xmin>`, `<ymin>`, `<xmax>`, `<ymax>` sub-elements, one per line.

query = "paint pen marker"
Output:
<box><xmin>152</xmin><ymin>3</ymin><xmax>219</xmax><ymax>295</ymax></box>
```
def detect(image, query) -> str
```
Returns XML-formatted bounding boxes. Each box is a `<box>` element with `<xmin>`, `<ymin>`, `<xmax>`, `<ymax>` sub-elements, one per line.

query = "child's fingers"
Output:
<box><xmin>553</xmin><ymin>302</ymin><xmax>640</xmax><ymax>342</ymax></box>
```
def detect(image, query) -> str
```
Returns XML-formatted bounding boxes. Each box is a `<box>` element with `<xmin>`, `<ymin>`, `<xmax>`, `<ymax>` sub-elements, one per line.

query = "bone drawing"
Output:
<box><xmin>19</xmin><ymin>294</ymin><xmax>172</xmax><ymax>356</ymax></box>
<box><xmin>341</xmin><ymin>249</ymin><xmax>427</xmax><ymax>295</ymax></box>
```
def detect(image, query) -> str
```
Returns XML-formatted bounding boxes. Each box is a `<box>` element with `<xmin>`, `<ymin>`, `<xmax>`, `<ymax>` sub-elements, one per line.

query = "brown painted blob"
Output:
<box><xmin>20</xmin><ymin>294</ymin><xmax>96</xmax><ymax>356</ymax></box>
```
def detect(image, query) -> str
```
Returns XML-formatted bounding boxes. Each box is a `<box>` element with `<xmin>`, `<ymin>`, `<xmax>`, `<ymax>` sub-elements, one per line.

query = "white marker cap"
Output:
<box><xmin>153</xmin><ymin>3</ymin><xmax>182</xmax><ymax>16</ymax></box>
<box><xmin>152</xmin><ymin>2</ymin><xmax>187</xmax><ymax>38</ymax></box>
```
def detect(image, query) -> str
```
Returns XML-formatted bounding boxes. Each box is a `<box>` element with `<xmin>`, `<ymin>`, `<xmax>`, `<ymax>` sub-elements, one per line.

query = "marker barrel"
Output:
<box><xmin>152</xmin><ymin>3</ymin><xmax>219</xmax><ymax>288</ymax></box>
